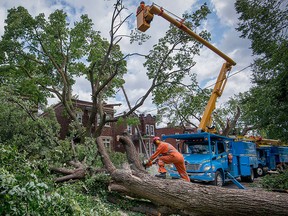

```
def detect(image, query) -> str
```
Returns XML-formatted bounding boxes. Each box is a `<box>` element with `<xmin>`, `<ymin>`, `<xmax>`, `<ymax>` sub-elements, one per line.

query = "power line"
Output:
<box><xmin>202</xmin><ymin>63</ymin><xmax>253</xmax><ymax>91</ymax></box>
<box><xmin>152</xmin><ymin>3</ymin><xmax>183</xmax><ymax>21</ymax></box>
<box><xmin>116</xmin><ymin>62</ymin><xmax>255</xmax><ymax>116</ymax></box>
<box><xmin>201</xmin><ymin>53</ymin><xmax>273</xmax><ymax>92</ymax></box>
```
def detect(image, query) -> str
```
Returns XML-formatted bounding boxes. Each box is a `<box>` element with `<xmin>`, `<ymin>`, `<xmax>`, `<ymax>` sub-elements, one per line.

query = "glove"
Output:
<box><xmin>146</xmin><ymin>160</ymin><xmax>153</xmax><ymax>167</ymax></box>
<box><xmin>143</xmin><ymin>160</ymin><xmax>153</xmax><ymax>169</ymax></box>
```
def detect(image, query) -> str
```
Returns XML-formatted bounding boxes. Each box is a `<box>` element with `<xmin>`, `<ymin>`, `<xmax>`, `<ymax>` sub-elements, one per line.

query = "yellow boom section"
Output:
<box><xmin>136</xmin><ymin>3</ymin><xmax>236</xmax><ymax>132</ymax></box>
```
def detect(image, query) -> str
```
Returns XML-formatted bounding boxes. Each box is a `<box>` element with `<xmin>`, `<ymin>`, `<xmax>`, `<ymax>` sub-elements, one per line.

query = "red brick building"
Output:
<box><xmin>49</xmin><ymin>99</ymin><xmax>196</xmax><ymax>155</ymax></box>
<box><xmin>50</xmin><ymin>99</ymin><xmax>116</xmax><ymax>150</ymax></box>
<box><xmin>113</xmin><ymin>114</ymin><xmax>157</xmax><ymax>156</ymax></box>
<box><xmin>49</xmin><ymin>100</ymin><xmax>158</xmax><ymax>154</ymax></box>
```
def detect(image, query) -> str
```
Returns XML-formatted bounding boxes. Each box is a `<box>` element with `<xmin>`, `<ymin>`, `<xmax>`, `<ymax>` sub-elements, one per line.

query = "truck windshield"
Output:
<box><xmin>182</xmin><ymin>142</ymin><xmax>214</xmax><ymax>154</ymax></box>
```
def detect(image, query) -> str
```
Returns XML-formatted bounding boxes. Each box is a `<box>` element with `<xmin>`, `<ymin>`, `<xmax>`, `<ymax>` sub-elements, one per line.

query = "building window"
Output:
<box><xmin>102</xmin><ymin>137</ymin><xmax>111</xmax><ymax>149</ymax></box>
<box><xmin>145</xmin><ymin>124</ymin><xmax>149</xmax><ymax>135</ymax></box>
<box><xmin>97</xmin><ymin>113</ymin><xmax>111</xmax><ymax>126</ymax></box>
<box><xmin>150</xmin><ymin>125</ymin><xmax>155</xmax><ymax>136</ymax></box>
<box><xmin>127</xmin><ymin>125</ymin><xmax>132</xmax><ymax>135</ymax></box>
<box><xmin>76</xmin><ymin>111</ymin><xmax>83</xmax><ymax>124</ymax></box>
<box><xmin>151</xmin><ymin>140</ymin><xmax>156</xmax><ymax>153</ymax></box>
<box><xmin>145</xmin><ymin>124</ymin><xmax>155</xmax><ymax>136</ymax></box>
<box><xmin>146</xmin><ymin>140</ymin><xmax>150</xmax><ymax>154</ymax></box>
<box><xmin>105</xmin><ymin>114</ymin><xmax>111</xmax><ymax>127</ymax></box>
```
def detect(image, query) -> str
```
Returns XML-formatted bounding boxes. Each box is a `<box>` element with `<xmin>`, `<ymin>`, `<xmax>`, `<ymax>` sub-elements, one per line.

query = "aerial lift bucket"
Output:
<box><xmin>136</xmin><ymin>7</ymin><xmax>154</xmax><ymax>32</ymax></box>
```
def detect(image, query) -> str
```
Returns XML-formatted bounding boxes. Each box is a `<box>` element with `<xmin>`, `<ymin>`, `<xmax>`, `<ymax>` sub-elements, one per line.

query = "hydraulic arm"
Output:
<box><xmin>136</xmin><ymin>3</ymin><xmax>236</xmax><ymax>133</ymax></box>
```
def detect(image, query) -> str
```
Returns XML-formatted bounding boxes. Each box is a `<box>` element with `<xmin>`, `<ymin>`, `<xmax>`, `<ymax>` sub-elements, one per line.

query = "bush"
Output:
<box><xmin>0</xmin><ymin>145</ymin><xmax>123</xmax><ymax>216</ymax></box>
<box><xmin>260</xmin><ymin>169</ymin><xmax>288</xmax><ymax>190</ymax></box>
<box><xmin>85</xmin><ymin>173</ymin><xmax>111</xmax><ymax>196</ymax></box>
<box><xmin>109</xmin><ymin>151</ymin><xmax>128</xmax><ymax>168</ymax></box>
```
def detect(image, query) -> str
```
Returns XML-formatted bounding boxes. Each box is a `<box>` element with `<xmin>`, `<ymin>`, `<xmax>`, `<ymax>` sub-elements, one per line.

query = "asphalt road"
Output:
<box><xmin>221</xmin><ymin>177</ymin><xmax>263</xmax><ymax>190</ymax></box>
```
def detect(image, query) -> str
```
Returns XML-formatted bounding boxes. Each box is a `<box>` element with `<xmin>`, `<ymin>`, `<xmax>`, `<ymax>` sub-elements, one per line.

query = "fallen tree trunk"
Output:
<box><xmin>109</xmin><ymin>169</ymin><xmax>288</xmax><ymax>215</ymax></box>
<box><xmin>100</xmin><ymin>134</ymin><xmax>288</xmax><ymax>216</ymax></box>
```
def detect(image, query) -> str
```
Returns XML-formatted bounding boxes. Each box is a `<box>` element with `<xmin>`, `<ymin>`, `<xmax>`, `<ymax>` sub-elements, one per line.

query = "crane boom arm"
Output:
<box><xmin>149</xmin><ymin>5</ymin><xmax>236</xmax><ymax>66</ymax></box>
<box><xmin>136</xmin><ymin>3</ymin><xmax>236</xmax><ymax>133</ymax></box>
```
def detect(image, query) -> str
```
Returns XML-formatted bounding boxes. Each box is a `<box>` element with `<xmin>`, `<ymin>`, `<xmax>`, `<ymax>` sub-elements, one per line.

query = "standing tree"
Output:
<box><xmin>0</xmin><ymin>4</ymin><xmax>127</xmax><ymax>139</ymax></box>
<box><xmin>235</xmin><ymin>0</ymin><xmax>288</xmax><ymax>141</ymax></box>
<box><xmin>213</xmin><ymin>96</ymin><xmax>260</xmax><ymax>137</ymax></box>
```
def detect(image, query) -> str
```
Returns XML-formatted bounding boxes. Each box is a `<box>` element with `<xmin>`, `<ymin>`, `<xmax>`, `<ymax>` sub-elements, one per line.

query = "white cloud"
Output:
<box><xmin>0</xmin><ymin>0</ymin><xmax>254</xmax><ymax>122</ymax></box>
<box><xmin>211</xmin><ymin>0</ymin><xmax>239</xmax><ymax>27</ymax></box>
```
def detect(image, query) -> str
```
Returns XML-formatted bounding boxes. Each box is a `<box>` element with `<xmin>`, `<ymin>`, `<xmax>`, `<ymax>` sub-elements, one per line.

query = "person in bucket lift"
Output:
<box><xmin>145</xmin><ymin>137</ymin><xmax>190</xmax><ymax>182</ymax></box>
<box><xmin>136</xmin><ymin>1</ymin><xmax>146</xmax><ymax>15</ymax></box>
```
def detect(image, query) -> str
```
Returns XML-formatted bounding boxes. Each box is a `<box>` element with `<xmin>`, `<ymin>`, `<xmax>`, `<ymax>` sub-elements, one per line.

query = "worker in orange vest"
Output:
<box><xmin>145</xmin><ymin>137</ymin><xmax>190</xmax><ymax>182</ymax></box>
<box><xmin>136</xmin><ymin>1</ymin><xmax>145</xmax><ymax>15</ymax></box>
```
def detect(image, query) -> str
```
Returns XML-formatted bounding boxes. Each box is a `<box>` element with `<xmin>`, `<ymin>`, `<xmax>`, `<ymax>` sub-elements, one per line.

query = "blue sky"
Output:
<box><xmin>0</xmin><ymin>0</ymin><xmax>254</xmax><ymax>125</ymax></box>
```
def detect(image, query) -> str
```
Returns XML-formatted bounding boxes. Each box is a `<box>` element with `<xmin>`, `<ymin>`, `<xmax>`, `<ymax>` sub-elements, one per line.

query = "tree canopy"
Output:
<box><xmin>234</xmin><ymin>0</ymin><xmax>288</xmax><ymax>141</ymax></box>
<box><xmin>0</xmin><ymin>5</ymin><xmax>128</xmax><ymax>140</ymax></box>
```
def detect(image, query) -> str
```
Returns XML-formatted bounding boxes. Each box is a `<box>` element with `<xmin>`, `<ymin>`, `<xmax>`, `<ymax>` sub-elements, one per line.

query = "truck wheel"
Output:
<box><xmin>214</xmin><ymin>171</ymin><xmax>224</xmax><ymax>187</ymax></box>
<box><xmin>256</xmin><ymin>165</ymin><xmax>264</xmax><ymax>177</ymax></box>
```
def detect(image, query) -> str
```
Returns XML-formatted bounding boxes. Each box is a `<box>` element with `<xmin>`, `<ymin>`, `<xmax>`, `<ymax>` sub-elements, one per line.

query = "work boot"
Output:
<box><xmin>155</xmin><ymin>172</ymin><xmax>166</xmax><ymax>179</ymax></box>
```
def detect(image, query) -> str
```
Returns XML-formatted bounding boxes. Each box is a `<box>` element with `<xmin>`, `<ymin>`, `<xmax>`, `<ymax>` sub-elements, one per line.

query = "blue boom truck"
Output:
<box><xmin>257</xmin><ymin>146</ymin><xmax>288</xmax><ymax>175</ymax></box>
<box><xmin>256</xmin><ymin>146</ymin><xmax>278</xmax><ymax>176</ymax></box>
<box><xmin>244</xmin><ymin>137</ymin><xmax>288</xmax><ymax>176</ymax></box>
<box><xmin>163</xmin><ymin>133</ymin><xmax>258</xmax><ymax>189</ymax></box>
<box><xmin>278</xmin><ymin>146</ymin><xmax>288</xmax><ymax>166</ymax></box>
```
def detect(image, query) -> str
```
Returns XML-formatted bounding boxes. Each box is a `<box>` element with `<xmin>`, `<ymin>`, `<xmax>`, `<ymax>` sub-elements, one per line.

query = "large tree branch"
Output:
<box><xmin>118</xmin><ymin>133</ymin><xmax>146</xmax><ymax>171</ymax></box>
<box><xmin>222</xmin><ymin>106</ymin><xmax>241</xmax><ymax>136</ymax></box>
<box><xmin>96</xmin><ymin>136</ymin><xmax>116</xmax><ymax>174</ymax></box>
<box><xmin>241</xmin><ymin>125</ymin><xmax>257</xmax><ymax>136</ymax></box>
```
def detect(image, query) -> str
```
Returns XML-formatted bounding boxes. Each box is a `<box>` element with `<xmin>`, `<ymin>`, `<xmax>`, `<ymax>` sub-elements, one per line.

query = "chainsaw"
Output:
<box><xmin>142</xmin><ymin>159</ymin><xmax>158</xmax><ymax>169</ymax></box>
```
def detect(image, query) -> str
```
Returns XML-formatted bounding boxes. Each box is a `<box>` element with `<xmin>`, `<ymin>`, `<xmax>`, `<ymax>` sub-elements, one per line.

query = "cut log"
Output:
<box><xmin>109</xmin><ymin>169</ymin><xmax>288</xmax><ymax>216</ymax></box>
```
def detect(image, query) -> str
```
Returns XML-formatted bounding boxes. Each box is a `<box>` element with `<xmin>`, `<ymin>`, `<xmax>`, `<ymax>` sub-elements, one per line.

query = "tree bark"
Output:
<box><xmin>108</xmin><ymin>169</ymin><xmax>288</xmax><ymax>216</ymax></box>
<box><xmin>50</xmin><ymin>160</ymin><xmax>87</xmax><ymax>183</ymax></box>
<box><xmin>222</xmin><ymin>106</ymin><xmax>241</xmax><ymax>136</ymax></box>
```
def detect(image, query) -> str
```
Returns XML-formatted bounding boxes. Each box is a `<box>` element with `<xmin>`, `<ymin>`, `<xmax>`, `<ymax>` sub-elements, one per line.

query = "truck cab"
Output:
<box><xmin>179</xmin><ymin>134</ymin><xmax>228</xmax><ymax>184</ymax></box>
<box><xmin>163</xmin><ymin>132</ymin><xmax>258</xmax><ymax>188</ymax></box>
<box><xmin>256</xmin><ymin>146</ymin><xmax>278</xmax><ymax>176</ymax></box>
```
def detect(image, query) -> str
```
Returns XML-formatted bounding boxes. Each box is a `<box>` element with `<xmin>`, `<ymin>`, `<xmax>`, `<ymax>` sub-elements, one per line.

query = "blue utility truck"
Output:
<box><xmin>163</xmin><ymin>132</ymin><xmax>258</xmax><ymax>189</ymax></box>
<box><xmin>256</xmin><ymin>146</ymin><xmax>288</xmax><ymax>175</ymax></box>
<box><xmin>278</xmin><ymin>146</ymin><xmax>288</xmax><ymax>169</ymax></box>
<box><xmin>256</xmin><ymin>146</ymin><xmax>278</xmax><ymax>176</ymax></box>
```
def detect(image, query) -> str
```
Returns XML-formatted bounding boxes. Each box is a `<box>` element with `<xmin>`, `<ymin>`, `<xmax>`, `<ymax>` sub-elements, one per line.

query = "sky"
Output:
<box><xmin>0</xmin><ymin>0</ymin><xmax>254</xmax><ymax>126</ymax></box>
